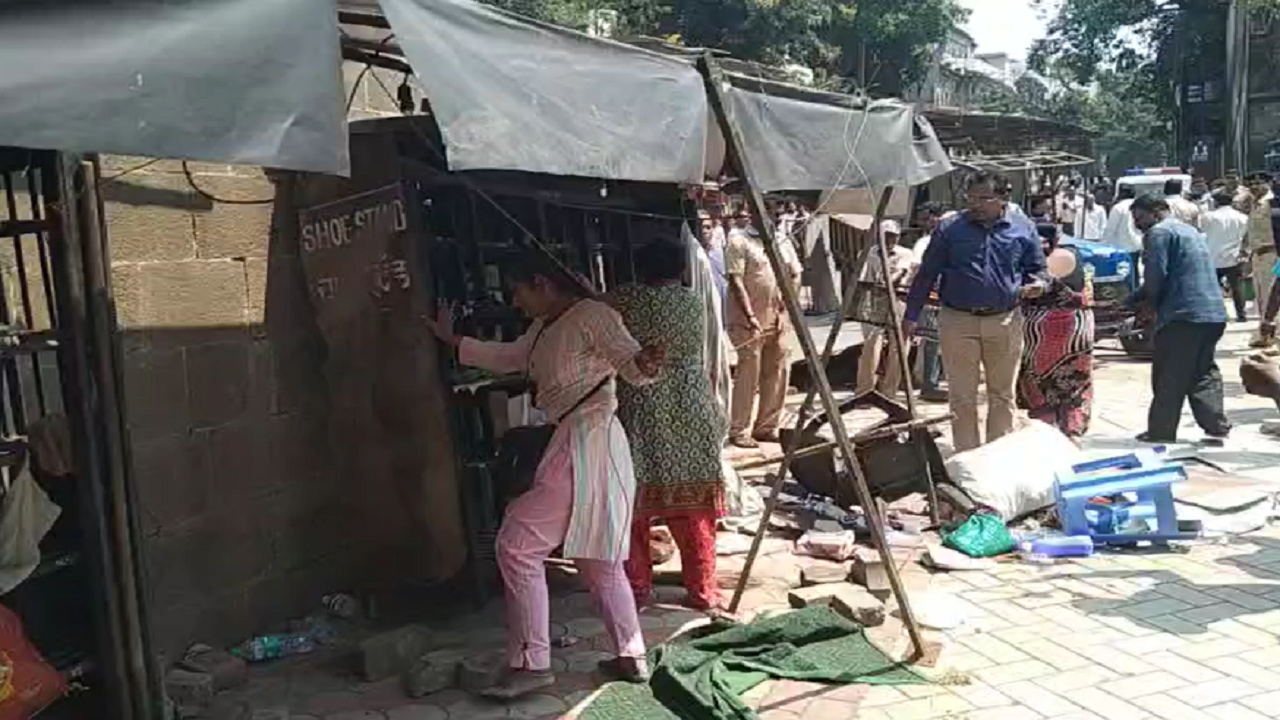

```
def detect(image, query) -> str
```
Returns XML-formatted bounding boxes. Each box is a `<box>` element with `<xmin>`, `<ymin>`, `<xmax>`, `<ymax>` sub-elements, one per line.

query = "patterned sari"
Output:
<box><xmin>1018</xmin><ymin>278</ymin><xmax>1095</xmax><ymax>437</ymax></box>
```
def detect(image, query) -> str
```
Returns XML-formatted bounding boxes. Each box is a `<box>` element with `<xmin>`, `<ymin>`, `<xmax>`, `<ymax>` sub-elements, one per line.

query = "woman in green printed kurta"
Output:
<box><xmin>614</xmin><ymin>237</ymin><xmax>726</xmax><ymax>610</ymax></box>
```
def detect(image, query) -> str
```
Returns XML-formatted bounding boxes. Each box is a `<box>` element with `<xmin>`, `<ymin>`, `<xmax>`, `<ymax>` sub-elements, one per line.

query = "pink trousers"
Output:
<box><xmin>496</xmin><ymin>432</ymin><xmax>645</xmax><ymax>671</ymax></box>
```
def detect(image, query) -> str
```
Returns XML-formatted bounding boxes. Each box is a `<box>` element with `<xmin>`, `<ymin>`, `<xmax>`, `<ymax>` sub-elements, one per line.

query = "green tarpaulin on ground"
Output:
<box><xmin>578</xmin><ymin>606</ymin><xmax>925</xmax><ymax>720</ymax></box>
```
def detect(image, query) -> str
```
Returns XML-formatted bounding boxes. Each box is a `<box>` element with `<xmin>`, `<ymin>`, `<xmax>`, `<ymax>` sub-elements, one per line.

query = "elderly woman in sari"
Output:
<box><xmin>1017</xmin><ymin>223</ymin><xmax>1096</xmax><ymax>438</ymax></box>
<box><xmin>614</xmin><ymin>238</ymin><xmax>727</xmax><ymax>612</ymax></box>
<box><xmin>427</xmin><ymin>252</ymin><xmax>664</xmax><ymax>698</ymax></box>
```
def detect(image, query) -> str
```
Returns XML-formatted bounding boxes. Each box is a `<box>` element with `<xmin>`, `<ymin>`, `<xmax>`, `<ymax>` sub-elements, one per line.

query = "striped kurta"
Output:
<box><xmin>459</xmin><ymin>299</ymin><xmax>652</xmax><ymax>562</ymax></box>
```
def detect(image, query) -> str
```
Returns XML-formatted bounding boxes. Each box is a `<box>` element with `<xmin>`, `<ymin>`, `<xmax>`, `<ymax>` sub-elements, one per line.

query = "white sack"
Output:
<box><xmin>945</xmin><ymin>419</ymin><xmax>1082</xmax><ymax>519</ymax></box>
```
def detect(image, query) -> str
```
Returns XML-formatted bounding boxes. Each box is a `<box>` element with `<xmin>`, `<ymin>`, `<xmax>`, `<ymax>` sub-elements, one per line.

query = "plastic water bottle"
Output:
<box><xmin>231</xmin><ymin>632</ymin><xmax>315</xmax><ymax>662</ymax></box>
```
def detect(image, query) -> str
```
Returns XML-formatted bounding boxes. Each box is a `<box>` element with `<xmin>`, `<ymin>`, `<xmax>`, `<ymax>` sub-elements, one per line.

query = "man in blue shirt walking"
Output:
<box><xmin>905</xmin><ymin>171</ymin><xmax>1048</xmax><ymax>452</ymax></box>
<box><xmin>1129</xmin><ymin>194</ymin><xmax>1232</xmax><ymax>443</ymax></box>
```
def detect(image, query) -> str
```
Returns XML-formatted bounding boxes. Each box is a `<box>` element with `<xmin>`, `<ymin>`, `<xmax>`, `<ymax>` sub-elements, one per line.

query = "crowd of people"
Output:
<box><xmin>415</xmin><ymin>166</ymin><xmax>1280</xmax><ymax>700</ymax></box>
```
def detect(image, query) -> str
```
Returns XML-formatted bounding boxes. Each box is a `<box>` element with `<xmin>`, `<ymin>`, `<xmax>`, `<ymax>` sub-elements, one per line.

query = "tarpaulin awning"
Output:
<box><xmin>380</xmin><ymin>0</ymin><xmax>714</xmax><ymax>184</ymax></box>
<box><xmin>376</xmin><ymin>0</ymin><xmax>953</xmax><ymax>192</ymax></box>
<box><xmin>722</xmin><ymin>77</ymin><xmax>953</xmax><ymax>193</ymax></box>
<box><xmin>0</xmin><ymin>0</ymin><xmax>348</xmax><ymax>175</ymax></box>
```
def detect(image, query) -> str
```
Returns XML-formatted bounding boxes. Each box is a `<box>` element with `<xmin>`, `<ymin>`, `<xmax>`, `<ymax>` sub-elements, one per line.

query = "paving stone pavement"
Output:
<box><xmin>211</xmin><ymin>321</ymin><xmax>1280</xmax><ymax>719</ymax></box>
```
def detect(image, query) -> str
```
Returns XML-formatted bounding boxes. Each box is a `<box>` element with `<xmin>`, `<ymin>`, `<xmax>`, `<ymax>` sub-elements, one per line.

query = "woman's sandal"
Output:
<box><xmin>478</xmin><ymin>668</ymin><xmax>556</xmax><ymax>700</ymax></box>
<box><xmin>597</xmin><ymin>656</ymin><xmax>651</xmax><ymax>684</ymax></box>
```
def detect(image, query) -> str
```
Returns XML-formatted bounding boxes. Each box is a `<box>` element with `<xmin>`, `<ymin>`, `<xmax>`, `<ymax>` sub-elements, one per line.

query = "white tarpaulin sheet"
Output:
<box><xmin>0</xmin><ymin>0</ymin><xmax>348</xmax><ymax>175</ymax></box>
<box><xmin>381</xmin><ymin>0</ymin><xmax>714</xmax><ymax>184</ymax></box>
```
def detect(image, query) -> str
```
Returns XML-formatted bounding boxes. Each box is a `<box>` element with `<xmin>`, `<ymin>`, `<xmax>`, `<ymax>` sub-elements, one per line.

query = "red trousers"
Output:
<box><xmin>624</xmin><ymin>512</ymin><xmax>720</xmax><ymax>610</ymax></box>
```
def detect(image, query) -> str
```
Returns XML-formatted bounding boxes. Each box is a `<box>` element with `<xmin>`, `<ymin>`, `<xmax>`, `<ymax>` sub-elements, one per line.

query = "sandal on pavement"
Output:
<box><xmin>597</xmin><ymin>657</ymin><xmax>651</xmax><ymax>684</ymax></box>
<box><xmin>478</xmin><ymin>668</ymin><xmax>556</xmax><ymax>700</ymax></box>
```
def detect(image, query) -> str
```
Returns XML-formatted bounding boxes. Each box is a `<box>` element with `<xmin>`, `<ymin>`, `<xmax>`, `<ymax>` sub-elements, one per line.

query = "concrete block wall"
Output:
<box><xmin>101</xmin><ymin>157</ymin><xmax>360</xmax><ymax>659</ymax></box>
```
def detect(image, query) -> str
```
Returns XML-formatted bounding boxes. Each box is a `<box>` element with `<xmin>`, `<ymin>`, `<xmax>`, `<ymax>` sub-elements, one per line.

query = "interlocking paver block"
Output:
<box><xmin>1114</xmin><ymin>598</ymin><xmax>1194</xmax><ymax>620</ymax></box>
<box><xmin>1211</xmin><ymin>656</ymin><xmax>1280</xmax><ymax>691</ymax></box>
<box><xmin>957</xmin><ymin>707</ymin><xmax>1041</xmax><ymax>720</ymax></box>
<box><xmin>1242</xmin><ymin>689</ymin><xmax>1280</xmax><ymax>715</ymax></box>
<box><xmin>999</xmin><ymin>679</ymin><xmax>1081</xmax><ymax>716</ymax></box>
<box><xmin>1100</xmin><ymin>671</ymin><xmax>1183</xmax><ymax>700</ymax></box>
<box><xmin>1141</xmin><ymin>651</ymin><xmax>1226</xmax><ymax>683</ymax></box>
<box><xmin>1018</xmin><ymin>640</ymin><xmax>1091</xmax><ymax>671</ymax></box>
<box><xmin>1172</xmin><ymin>637</ymin><xmax>1256</xmax><ymax>660</ymax></box>
<box><xmin>1178</xmin><ymin>602</ymin><xmax>1246</xmax><ymax>625</ymax></box>
<box><xmin>1205</xmin><ymin>586</ymin><xmax>1277</xmax><ymax>611</ymax></box>
<box><xmin>1088</xmin><ymin>647</ymin><xmax>1154</xmax><ymax>676</ymax></box>
<box><xmin>1203</xmin><ymin>701</ymin><xmax>1272</xmax><ymax>720</ymax></box>
<box><xmin>1169</xmin><ymin>677</ymin><xmax>1262</xmax><ymax>708</ymax></box>
<box><xmin>947</xmin><ymin>682</ymin><xmax>1010</xmax><ymax>709</ymax></box>
<box><xmin>972</xmin><ymin>659</ymin><xmax>1056</xmax><ymax>686</ymax></box>
<box><xmin>1030</xmin><ymin>664</ymin><xmax>1118</xmax><ymax>692</ymax></box>
<box><xmin>1065</xmin><ymin>686</ymin><xmax>1146</xmax><ymax>719</ymax></box>
<box><xmin>956</xmin><ymin>634</ymin><xmax>1030</xmax><ymax>665</ymax></box>
<box><xmin>1240</xmin><ymin>646</ymin><xmax>1280</xmax><ymax>667</ymax></box>
<box><xmin>1140</xmin><ymin>693</ymin><xmax>1209</xmax><ymax>720</ymax></box>
<box><xmin>1154</xmin><ymin>582</ymin><xmax>1220</xmax><ymax>607</ymax></box>
<box><xmin>878</xmin><ymin>693</ymin><xmax>971</xmax><ymax>720</ymax></box>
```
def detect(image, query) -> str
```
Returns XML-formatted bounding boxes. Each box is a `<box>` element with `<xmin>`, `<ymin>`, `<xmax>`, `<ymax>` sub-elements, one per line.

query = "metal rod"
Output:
<box><xmin>700</xmin><ymin>53</ymin><xmax>927</xmax><ymax>658</ymax></box>
<box><xmin>84</xmin><ymin>157</ymin><xmax>162</xmax><ymax>719</ymax></box>
<box><xmin>871</xmin><ymin>207</ymin><xmax>941</xmax><ymax>526</ymax></box>
<box><xmin>47</xmin><ymin>153</ymin><xmax>136</xmax><ymax>720</ymax></box>
<box><xmin>726</xmin><ymin>197</ymin><xmax>885</xmax><ymax>616</ymax></box>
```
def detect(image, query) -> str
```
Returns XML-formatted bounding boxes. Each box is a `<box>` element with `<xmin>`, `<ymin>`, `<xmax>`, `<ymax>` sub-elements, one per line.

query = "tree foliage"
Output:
<box><xmin>1026</xmin><ymin>0</ymin><xmax>1280</xmax><ymax>170</ymax></box>
<box><xmin>481</xmin><ymin>0</ymin><xmax>968</xmax><ymax>96</ymax></box>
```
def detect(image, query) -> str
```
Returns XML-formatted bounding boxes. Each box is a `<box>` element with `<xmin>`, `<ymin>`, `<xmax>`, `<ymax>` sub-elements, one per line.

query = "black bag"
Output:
<box><xmin>493</xmin><ymin>321</ymin><xmax>612</xmax><ymax>500</ymax></box>
<box><xmin>494</xmin><ymin>375</ymin><xmax>611</xmax><ymax>500</ymax></box>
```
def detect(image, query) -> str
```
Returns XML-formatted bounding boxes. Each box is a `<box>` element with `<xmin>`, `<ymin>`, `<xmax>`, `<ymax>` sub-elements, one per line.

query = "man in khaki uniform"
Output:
<box><xmin>1245</xmin><ymin>173</ymin><xmax>1278</xmax><ymax>348</ymax></box>
<box><xmin>725</xmin><ymin>214</ymin><xmax>802</xmax><ymax>448</ymax></box>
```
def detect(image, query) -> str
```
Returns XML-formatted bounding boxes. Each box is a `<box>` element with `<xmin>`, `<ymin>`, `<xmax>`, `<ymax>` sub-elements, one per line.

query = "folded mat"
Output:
<box><xmin>577</xmin><ymin>605</ymin><xmax>925</xmax><ymax>720</ymax></box>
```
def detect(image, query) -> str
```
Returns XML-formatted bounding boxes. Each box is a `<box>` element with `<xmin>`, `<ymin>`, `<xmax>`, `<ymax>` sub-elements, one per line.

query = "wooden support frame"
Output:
<box><xmin>696</xmin><ymin>53</ymin><xmax>930</xmax><ymax>660</ymax></box>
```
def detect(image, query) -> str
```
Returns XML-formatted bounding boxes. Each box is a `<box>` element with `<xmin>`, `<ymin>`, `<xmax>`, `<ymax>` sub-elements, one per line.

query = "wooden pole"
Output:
<box><xmin>725</xmin><ymin>189</ymin><xmax>888</xmax><ymax>615</ymax></box>
<box><xmin>699</xmin><ymin>53</ymin><xmax>927</xmax><ymax>659</ymax></box>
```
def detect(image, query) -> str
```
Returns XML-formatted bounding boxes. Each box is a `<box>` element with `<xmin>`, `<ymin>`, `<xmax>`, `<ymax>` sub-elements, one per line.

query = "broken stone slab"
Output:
<box><xmin>849</xmin><ymin>547</ymin><xmax>891</xmax><ymax>600</ymax></box>
<box><xmin>165</xmin><ymin>668</ymin><xmax>214</xmax><ymax>708</ymax></box>
<box><xmin>180</xmin><ymin>645</ymin><xmax>247</xmax><ymax>690</ymax></box>
<box><xmin>830</xmin><ymin>585</ymin><xmax>886</xmax><ymax>627</ymax></box>
<box><xmin>787</xmin><ymin>583</ymin><xmax>885</xmax><ymax>627</ymax></box>
<box><xmin>799</xmin><ymin>563</ymin><xmax>848</xmax><ymax>587</ymax></box>
<box><xmin>403</xmin><ymin>647</ymin><xmax>468</xmax><ymax>698</ymax></box>
<box><xmin>458</xmin><ymin>650</ymin><xmax>505</xmax><ymax>694</ymax></box>
<box><xmin>360</xmin><ymin>624</ymin><xmax>434</xmax><ymax>682</ymax></box>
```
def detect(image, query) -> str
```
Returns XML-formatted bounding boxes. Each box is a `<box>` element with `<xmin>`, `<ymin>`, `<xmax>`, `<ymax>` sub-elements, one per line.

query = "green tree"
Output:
<box><xmin>481</xmin><ymin>0</ymin><xmax>967</xmax><ymax>97</ymax></box>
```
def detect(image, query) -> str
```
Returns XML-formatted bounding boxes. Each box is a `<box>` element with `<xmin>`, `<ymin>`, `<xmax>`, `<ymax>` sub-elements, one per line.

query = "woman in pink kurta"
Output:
<box><xmin>428</xmin><ymin>256</ymin><xmax>663</xmax><ymax>699</ymax></box>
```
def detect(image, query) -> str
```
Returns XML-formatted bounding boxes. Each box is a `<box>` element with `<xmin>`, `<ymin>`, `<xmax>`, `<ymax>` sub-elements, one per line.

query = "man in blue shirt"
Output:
<box><xmin>905</xmin><ymin>171</ymin><xmax>1047</xmax><ymax>451</ymax></box>
<box><xmin>1129</xmin><ymin>194</ymin><xmax>1231</xmax><ymax>443</ymax></box>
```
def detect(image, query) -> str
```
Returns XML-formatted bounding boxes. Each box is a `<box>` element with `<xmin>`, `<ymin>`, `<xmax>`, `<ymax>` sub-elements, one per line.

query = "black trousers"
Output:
<box><xmin>1148</xmin><ymin>321</ymin><xmax>1231</xmax><ymax>440</ymax></box>
<box><xmin>1216</xmin><ymin>265</ymin><xmax>1248</xmax><ymax>321</ymax></box>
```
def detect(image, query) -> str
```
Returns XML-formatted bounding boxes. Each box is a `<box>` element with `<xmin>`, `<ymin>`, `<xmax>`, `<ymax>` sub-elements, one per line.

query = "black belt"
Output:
<box><xmin>943</xmin><ymin>305</ymin><xmax>1011</xmax><ymax>317</ymax></box>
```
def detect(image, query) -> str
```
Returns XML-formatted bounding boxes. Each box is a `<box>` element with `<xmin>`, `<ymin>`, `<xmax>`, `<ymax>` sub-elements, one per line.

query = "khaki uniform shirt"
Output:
<box><xmin>724</xmin><ymin>229</ymin><xmax>801</xmax><ymax>338</ymax></box>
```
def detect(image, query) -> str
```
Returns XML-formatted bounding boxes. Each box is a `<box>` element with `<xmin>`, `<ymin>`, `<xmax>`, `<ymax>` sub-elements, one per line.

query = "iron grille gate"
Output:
<box><xmin>0</xmin><ymin>149</ymin><xmax>155</xmax><ymax>720</ymax></box>
<box><xmin>405</xmin><ymin>170</ymin><xmax>689</xmax><ymax>603</ymax></box>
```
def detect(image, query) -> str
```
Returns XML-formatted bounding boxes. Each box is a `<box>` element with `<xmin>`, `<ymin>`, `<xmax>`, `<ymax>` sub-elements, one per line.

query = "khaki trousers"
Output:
<box><xmin>937</xmin><ymin>307</ymin><xmax>1025</xmax><ymax>453</ymax></box>
<box><xmin>856</xmin><ymin>327</ymin><xmax>902</xmax><ymax>397</ymax></box>
<box><xmin>1254</xmin><ymin>252</ymin><xmax>1276</xmax><ymax>321</ymax></box>
<box><xmin>730</xmin><ymin>330</ymin><xmax>789</xmax><ymax>439</ymax></box>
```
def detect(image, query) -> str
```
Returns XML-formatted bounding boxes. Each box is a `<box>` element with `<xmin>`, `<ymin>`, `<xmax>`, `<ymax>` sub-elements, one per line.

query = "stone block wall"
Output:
<box><xmin>102</xmin><ymin>158</ymin><xmax>360</xmax><ymax>659</ymax></box>
<box><xmin>106</xmin><ymin>57</ymin><xmax>436</xmax><ymax>659</ymax></box>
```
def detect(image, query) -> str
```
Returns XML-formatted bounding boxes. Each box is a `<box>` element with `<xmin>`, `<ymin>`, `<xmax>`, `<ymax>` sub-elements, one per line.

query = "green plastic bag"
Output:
<box><xmin>941</xmin><ymin>512</ymin><xmax>1015</xmax><ymax>558</ymax></box>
